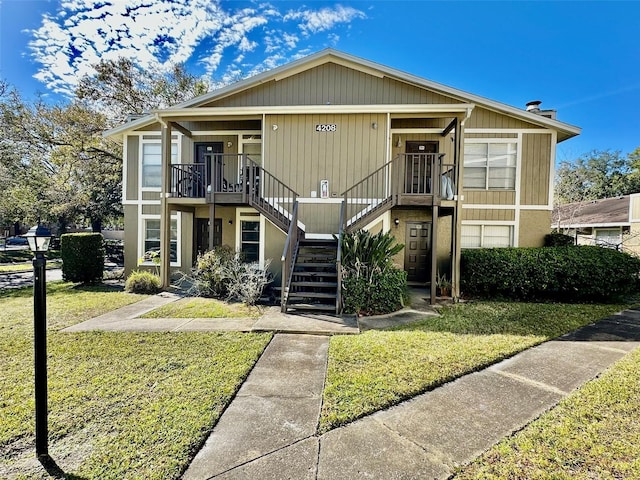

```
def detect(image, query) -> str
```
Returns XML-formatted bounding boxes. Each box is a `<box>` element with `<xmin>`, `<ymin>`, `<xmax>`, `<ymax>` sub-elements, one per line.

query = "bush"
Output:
<box><xmin>544</xmin><ymin>232</ymin><xmax>575</xmax><ymax>246</ymax></box>
<box><xmin>342</xmin><ymin>268</ymin><xmax>408</xmax><ymax>315</ymax></box>
<box><xmin>61</xmin><ymin>233</ymin><xmax>105</xmax><ymax>283</ymax></box>
<box><xmin>192</xmin><ymin>246</ymin><xmax>271</xmax><ymax>305</ymax></box>
<box><xmin>125</xmin><ymin>270</ymin><xmax>161</xmax><ymax>294</ymax></box>
<box><xmin>461</xmin><ymin>246</ymin><xmax>640</xmax><ymax>302</ymax></box>
<box><xmin>340</xmin><ymin>230</ymin><xmax>407</xmax><ymax>315</ymax></box>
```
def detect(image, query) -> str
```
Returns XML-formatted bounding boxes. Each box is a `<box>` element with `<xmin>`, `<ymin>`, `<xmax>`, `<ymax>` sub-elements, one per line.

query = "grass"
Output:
<box><xmin>319</xmin><ymin>301</ymin><xmax>631</xmax><ymax>433</ymax></box>
<box><xmin>0</xmin><ymin>260</ymin><xmax>62</xmax><ymax>273</ymax></box>
<box><xmin>140</xmin><ymin>296</ymin><xmax>262</xmax><ymax>319</ymax></box>
<box><xmin>0</xmin><ymin>249</ymin><xmax>61</xmax><ymax>264</ymax></box>
<box><xmin>454</xmin><ymin>347</ymin><xmax>640</xmax><ymax>479</ymax></box>
<box><xmin>0</xmin><ymin>283</ymin><xmax>272</xmax><ymax>479</ymax></box>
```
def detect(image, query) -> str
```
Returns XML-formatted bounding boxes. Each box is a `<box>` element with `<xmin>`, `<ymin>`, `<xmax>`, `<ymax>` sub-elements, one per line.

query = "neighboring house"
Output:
<box><xmin>552</xmin><ymin>194</ymin><xmax>640</xmax><ymax>254</ymax></box>
<box><xmin>105</xmin><ymin>49</ymin><xmax>580</xmax><ymax>311</ymax></box>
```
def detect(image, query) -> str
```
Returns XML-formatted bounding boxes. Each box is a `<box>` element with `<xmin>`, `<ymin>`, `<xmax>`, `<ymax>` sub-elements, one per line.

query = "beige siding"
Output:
<box><xmin>466</xmin><ymin>133</ymin><xmax>518</xmax><ymax>139</ymax></box>
<box><xmin>519</xmin><ymin>210</ymin><xmax>551</xmax><ymax>247</ymax></box>
<box><xmin>389</xmin><ymin>209</ymin><xmax>433</xmax><ymax>268</ymax></box>
<box><xmin>520</xmin><ymin>134</ymin><xmax>552</xmax><ymax>206</ymax></box>
<box><xmin>207</xmin><ymin>63</ymin><xmax>462</xmax><ymax>107</ymax></box>
<box><xmin>463</xmin><ymin>190</ymin><xmax>516</xmax><ymax>205</ymax></box>
<box><xmin>142</xmin><ymin>191</ymin><xmax>161</xmax><ymax>201</ymax></box>
<box><xmin>631</xmin><ymin>196</ymin><xmax>640</xmax><ymax>220</ymax></box>
<box><xmin>142</xmin><ymin>204</ymin><xmax>161</xmax><ymax>215</ymax></box>
<box><xmin>126</xmin><ymin>136</ymin><xmax>139</xmax><ymax>200</ymax></box>
<box><xmin>298</xmin><ymin>204</ymin><xmax>341</xmax><ymax>234</ymax></box>
<box><xmin>264</xmin><ymin>220</ymin><xmax>286</xmax><ymax>284</ymax></box>
<box><xmin>462</xmin><ymin>208</ymin><xmax>515</xmax><ymax>221</ymax></box>
<box><xmin>123</xmin><ymin>205</ymin><xmax>139</xmax><ymax>276</ymax></box>
<box><xmin>467</xmin><ymin>107</ymin><xmax>540</xmax><ymax>129</ymax></box>
<box><xmin>264</xmin><ymin>113</ymin><xmax>387</xmax><ymax>199</ymax></box>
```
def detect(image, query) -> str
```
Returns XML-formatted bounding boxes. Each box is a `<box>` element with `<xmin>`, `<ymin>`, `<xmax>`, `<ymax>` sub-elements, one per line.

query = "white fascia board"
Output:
<box><xmin>551</xmin><ymin>222</ymin><xmax>630</xmax><ymax>229</ymax></box>
<box><xmin>155</xmin><ymin>104</ymin><xmax>475</xmax><ymax>117</ymax></box>
<box><xmin>104</xmin><ymin>116</ymin><xmax>158</xmax><ymax>139</ymax></box>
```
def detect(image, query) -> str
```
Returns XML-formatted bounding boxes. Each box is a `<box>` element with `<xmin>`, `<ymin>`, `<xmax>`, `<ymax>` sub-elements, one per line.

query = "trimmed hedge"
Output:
<box><xmin>461</xmin><ymin>246</ymin><xmax>640</xmax><ymax>302</ymax></box>
<box><xmin>342</xmin><ymin>268</ymin><xmax>408</xmax><ymax>315</ymax></box>
<box><xmin>544</xmin><ymin>232</ymin><xmax>575</xmax><ymax>247</ymax></box>
<box><xmin>61</xmin><ymin>233</ymin><xmax>105</xmax><ymax>283</ymax></box>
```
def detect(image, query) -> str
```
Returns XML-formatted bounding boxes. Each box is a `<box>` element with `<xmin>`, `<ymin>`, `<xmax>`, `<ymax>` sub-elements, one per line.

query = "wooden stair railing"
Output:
<box><xmin>280</xmin><ymin>201</ymin><xmax>300</xmax><ymax>312</ymax></box>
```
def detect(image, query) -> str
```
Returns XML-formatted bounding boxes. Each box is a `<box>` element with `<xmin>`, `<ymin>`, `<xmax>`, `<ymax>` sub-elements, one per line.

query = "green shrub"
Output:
<box><xmin>342</xmin><ymin>268</ymin><xmax>408</xmax><ymax>315</ymax></box>
<box><xmin>544</xmin><ymin>232</ymin><xmax>575</xmax><ymax>246</ymax></box>
<box><xmin>61</xmin><ymin>233</ymin><xmax>105</xmax><ymax>283</ymax></box>
<box><xmin>125</xmin><ymin>270</ymin><xmax>161</xmax><ymax>294</ymax></box>
<box><xmin>340</xmin><ymin>230</ymin><xmax>407</xmax><ymax>314</ymax></box>
<box><xmin>192</xmin><ymin>245</ymin><xmax>271</xmax><ymax>305</ymax></box>
<box><xmin>461</xmin><ymin>246</ymin><xmax>640</xmax><ymax>302</ymax></box>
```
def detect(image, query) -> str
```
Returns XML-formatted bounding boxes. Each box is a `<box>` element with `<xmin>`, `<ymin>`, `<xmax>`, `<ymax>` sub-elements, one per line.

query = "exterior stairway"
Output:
<box><xmin>284</xmin><ymin>238</ymin><xmax>339</xmax><ymax>314</ymax></box>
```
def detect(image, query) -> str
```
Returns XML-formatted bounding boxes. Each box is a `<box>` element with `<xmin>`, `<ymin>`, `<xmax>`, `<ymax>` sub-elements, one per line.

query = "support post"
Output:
<box><xmin>430</xmin><ymin>206</ymin><xmax>438</xmax><ymax>305</ymax></box>
<box><xmin>208</xmin><ymin>204</ymin><xmax>216</xmax><ymax>250</ymax></box>
<box><xmin>452</xmin><ymin>115</ymin><xmax>465</xmax><ymax>299</ymax></box>
<box><xmin>160</xmin><ymin>124</ymin><xmax>172</xmax><ymax>288</ymax></box>
<box><xmin>33</xmin><ymin>253</ymin><xmax>48</xmax><ymax>459</ymax></box>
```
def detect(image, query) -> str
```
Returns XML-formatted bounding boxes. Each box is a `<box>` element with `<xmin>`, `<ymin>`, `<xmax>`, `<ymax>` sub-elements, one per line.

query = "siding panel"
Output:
<box><xmin>521</xmin><ymin>133</ymin><xmax>552</xmax><ymax>206</ymax></box>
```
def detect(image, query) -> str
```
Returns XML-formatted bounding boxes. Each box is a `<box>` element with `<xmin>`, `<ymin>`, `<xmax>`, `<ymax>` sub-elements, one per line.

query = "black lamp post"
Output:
<box><xmin>24</xmin><ymin>223</ymin><xmax>51</xmax><ymax>460</ymax></box>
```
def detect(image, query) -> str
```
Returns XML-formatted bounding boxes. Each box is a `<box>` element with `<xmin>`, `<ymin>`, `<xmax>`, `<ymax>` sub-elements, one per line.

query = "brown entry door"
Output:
<box><xmin>405</xmin><ymin>141</ymin><xmax>437</xmax><ymax>194</ymax></box>
<box><xmin>195</xmin><ymin>218</ymin><xmax>222</xmax><ymax>260</ymax></box>
<box><xmin>404</xmin><ymin>221</ymin><xmax>431</xmax><ymax>282</ymax></box>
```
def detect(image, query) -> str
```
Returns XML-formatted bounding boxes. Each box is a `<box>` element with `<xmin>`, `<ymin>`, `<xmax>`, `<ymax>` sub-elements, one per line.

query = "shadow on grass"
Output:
<box><xmin>385</xmin><ymin>301</ymin><xmax>638</xmax><ymax>340</ymax></box>
<box><xmin>0</xmin><ymin>281</ymin><xmax>124</xmax><ymax>300</ymax></box>
<box><xmin>39</xmin><ymin>454</ymin><xmax>88</xmax><ymax>480</ymax></box>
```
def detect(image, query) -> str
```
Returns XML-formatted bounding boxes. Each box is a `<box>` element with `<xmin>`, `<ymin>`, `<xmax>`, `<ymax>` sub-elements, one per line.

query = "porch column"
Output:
<box><xmin>160</xmin><ymin>124</ymin><xmax>172</xmax><ymax>288</ymax></box>
<box><xmin>430</xmin><ymin>205</ymin><xmax>438</xmax><ymax>304</ymax></box>
<box><xmin>452</xmin><ymin>115</ymin><xmax>465</xmax><ymax>299</ymax></box>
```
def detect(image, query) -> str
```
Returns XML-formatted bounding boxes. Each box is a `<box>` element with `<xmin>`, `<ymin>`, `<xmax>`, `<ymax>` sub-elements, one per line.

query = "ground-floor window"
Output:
<box><xmin>142</xmin><ymin>218</ymin><xmax>178</xmax><ymax>264</ymax></box>
<box><xmin>241</xmin><ymin>220</ymin><xmax>259</xmax><ymax>262</ymax></box>
<box><xmin>461</xmin><ymin>224</ymin><xmax>513</xmax><ymax>248</ymax></box>
<box><xmin>594</xmin><ymin>228</ymin><xmax>622</xmax><ymax>249</ymax></box>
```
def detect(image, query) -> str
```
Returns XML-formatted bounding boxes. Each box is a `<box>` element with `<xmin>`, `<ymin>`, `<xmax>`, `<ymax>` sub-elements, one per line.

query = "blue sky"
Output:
<box><xmin>1</xmin><ymin>0</ymin><xmax>639</xmax><ymax>162</ymax></box>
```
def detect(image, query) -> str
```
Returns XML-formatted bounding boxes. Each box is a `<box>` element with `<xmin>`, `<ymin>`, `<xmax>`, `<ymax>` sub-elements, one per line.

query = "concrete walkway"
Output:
<box><xmin>178</xmin><ymin>308</ymin><xmax>640</xmax><ymax>480</ymax></box>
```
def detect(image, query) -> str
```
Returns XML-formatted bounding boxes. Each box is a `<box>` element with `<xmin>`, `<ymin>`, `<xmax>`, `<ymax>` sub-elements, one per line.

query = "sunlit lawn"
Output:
<box><xmin>0</xmin><ymin>282</ymin><xmax>272</xmax><ymax>479</ymax></box>
<box><xmin>454</xmin><ymin>347</ymin><xmax>640</xmax><ymax>479</ymax></box>
<box><xmin>320</xmin><ymin>301</ymin><xmax>632</xmax><ymax>433</ymax></box>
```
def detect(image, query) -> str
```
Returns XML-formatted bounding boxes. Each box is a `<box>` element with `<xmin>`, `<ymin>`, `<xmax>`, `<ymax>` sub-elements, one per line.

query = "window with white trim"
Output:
<box><xmin>464</xmin><ymin>142</ymin><xmax>517</xmax><ymax>190</ymax></box>
<box><xmin>241</xmin><ymin>220</ymin><xmax>260</xmax><ymax>262</ymax></box>
<box><xmin>142</xmin><ymin>143</ymin><xmax>178</xmax><ymax>188</ymax></box>
<box><xmin>594</xmin><ymin>228</ymin><xmax>621</xmax><ymax>249</ymax></box>
<box><xmin>142</xmin><ymin>219</ymin><xmax>178</xmax><ymax>264</ymax></box>
<box><xmin>461</xmin><ymin>224</ymin><xmax>513</xmax><ymax>248</ymax></box>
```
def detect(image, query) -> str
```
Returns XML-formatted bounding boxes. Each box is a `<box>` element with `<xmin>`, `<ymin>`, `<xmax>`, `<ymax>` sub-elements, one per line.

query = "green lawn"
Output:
<box><xmin>320</xmin><ymin>301</ymin><xmax>632</xmax><ymax>433</ymax></box>
<box><xmin>0</xmin><ymin>260</ymin><xmax>62</xmax><ymax>273</ymax></box>
<box><xmin>454</xmin><ymin>347</ymin><xmax>640</xmax><ymax>479</ymax></box>
<box><xmin>0</xmin><ymin>283</ymin><xmax>272</xmax><ymax>479</ymax></box>
<box><xmin>0</xmin><ymin>249</ymin><xmax>61</xmax><ymax>264</ymax></box>
<box><xmin>140</xmin><ymin>296</ymin><xmax>262</xmax><ymax>319</ymax></box>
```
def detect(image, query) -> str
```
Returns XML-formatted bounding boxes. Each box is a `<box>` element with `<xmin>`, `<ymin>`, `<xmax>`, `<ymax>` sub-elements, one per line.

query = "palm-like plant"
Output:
<box><xmin>340</xmin><ymin>230</ymin><xmax>404</xmax><ymax>282</ymax></box>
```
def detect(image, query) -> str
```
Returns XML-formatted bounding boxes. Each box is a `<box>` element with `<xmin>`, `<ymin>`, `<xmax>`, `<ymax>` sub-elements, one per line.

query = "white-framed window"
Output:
<box><xmin>461</xmin><ymin>224</ymin><xmax>513</xmax><ymax>248</ymax></box>
<box><xmin>594</xmin><ymin>228</ymin><xmax>622</xmax><ymax>249</ymax></box>
<box><xmin>240</xmin><ymin>220</ymin><xmax>260</xmax><ymax>262</ymax></box>
<box><xmin>141</xmin><ymin>142</ymin><xmax>178</xmax><ymax>189</ymax></box>
<box><xmin>464</xmin><ymin>142</ymin><xmax>517</xmax><ymax>190</ymax></box>
<box><xmin>139</xmin><ymin>216</ymin><xmax>180</xmax><ymax>266</ymax></box>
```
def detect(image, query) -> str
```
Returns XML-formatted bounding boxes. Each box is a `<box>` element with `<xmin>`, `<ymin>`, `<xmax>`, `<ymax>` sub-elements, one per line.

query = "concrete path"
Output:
<box><xmin>178</xmin><ymin>308</ymin><xmax>640</xmax><ymax>479</ymax></box>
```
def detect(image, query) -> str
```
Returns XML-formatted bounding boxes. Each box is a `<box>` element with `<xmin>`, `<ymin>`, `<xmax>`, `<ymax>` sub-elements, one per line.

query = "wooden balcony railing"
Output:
<box><xmin>340</xmin><ymin>153</ymin><xmax>455</xmax><ymax>232</ymax></box>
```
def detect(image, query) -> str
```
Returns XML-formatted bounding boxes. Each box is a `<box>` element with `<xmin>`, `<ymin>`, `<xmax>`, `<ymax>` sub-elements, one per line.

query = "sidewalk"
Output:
<box><xmin>179</xmin><ymin>308</ymin><xmax>640</xmax><ymax>480</ymax></box>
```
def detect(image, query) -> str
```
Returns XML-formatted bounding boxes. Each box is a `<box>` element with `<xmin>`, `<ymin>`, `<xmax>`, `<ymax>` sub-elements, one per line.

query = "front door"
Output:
<box><xmin>195</xmin><ymin>218</ymin><xmax>222</xmax><ymax>260</ymax></box>
<box><xmin>195</xmin><ymin>142</ymin><xmax>224</xmax><ymax>191</ymax></box>
<box><xmin>404</xmin><ymin>221</ymin><xmax>431</xmax><ymax>282</ymax></box>
<box><xmin>405</xmin><ymin>141</ymin><xmax>437</xmax><ymax>194</ymax></box>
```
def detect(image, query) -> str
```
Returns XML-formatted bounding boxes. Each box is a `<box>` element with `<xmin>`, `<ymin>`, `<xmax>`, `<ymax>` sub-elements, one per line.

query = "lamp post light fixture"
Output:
<box><xmin>24</xmin><ymin>223</ymin><xmax>52</xmax><ymax>460</ymax></box>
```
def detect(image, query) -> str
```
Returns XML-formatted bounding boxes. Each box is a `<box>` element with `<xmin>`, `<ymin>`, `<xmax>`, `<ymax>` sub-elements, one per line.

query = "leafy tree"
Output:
<box><xmin>555</xmin><ymin>149</ymin><xmax>640</xmax><ymax>205</ymax></box>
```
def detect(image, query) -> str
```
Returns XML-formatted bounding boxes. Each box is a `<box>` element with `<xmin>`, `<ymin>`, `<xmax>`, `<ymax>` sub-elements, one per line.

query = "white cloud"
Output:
<box><xmin>28</xmin><ymin>0</ymin><xmax>366</xmax><ymax>97</ymax></box>
<box><xmin>283</xmin><ymin>5</ymin><xmax>366</xmax><ymax>36</ymax></box>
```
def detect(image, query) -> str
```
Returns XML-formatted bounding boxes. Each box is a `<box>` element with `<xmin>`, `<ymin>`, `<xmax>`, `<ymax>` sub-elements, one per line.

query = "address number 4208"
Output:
<box><xmin>315</xmin><ymin>124</ymin><xmax>337</xmax><ymax>132</ymax></box>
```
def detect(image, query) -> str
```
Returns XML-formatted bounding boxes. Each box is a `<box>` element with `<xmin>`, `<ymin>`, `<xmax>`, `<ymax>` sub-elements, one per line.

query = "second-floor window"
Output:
<box><xmin>142</xmin><ymin>143</ymin><xmax>178</xmax><ymax>188</ymax></box>
<box><xmin>463</xmin><ymin>142</ymin><xmax>517</xmax><ymax>190</ymax></box>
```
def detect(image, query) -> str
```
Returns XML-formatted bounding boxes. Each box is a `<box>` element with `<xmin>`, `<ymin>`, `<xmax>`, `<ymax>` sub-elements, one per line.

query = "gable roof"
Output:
<box><xmin>552</xmin><ymin>196</ymin><xmax>631</xmax><ymax>228</ymax></box>
<box><xmin>105</xmin><ymin>48</ymin><xmax>581</xmax><ymax>139</ymax></box>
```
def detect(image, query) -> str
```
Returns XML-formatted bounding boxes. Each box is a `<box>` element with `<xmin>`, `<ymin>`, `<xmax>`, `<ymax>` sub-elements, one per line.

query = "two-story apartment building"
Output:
<box><xmin>105</xmin><ymin>49</ymin><xmax>580</xmax><ymax>312</ymax></box>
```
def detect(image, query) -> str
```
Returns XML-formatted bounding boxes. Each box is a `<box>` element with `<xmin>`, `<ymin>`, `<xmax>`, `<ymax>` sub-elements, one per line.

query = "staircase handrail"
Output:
<box><xmin>280</xmin><ymin>200</ymin><xmax>300</xmax><ymax>312</ymax></box>
<box><xmin>336</xmin><ymin>200</ymin><xmax>346</xmax><ymax>314</ymax></box>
